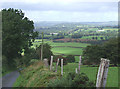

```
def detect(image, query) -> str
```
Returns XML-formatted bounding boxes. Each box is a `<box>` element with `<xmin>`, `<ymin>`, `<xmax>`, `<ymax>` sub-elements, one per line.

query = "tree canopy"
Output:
<box><xmin>82</xmin><ymin>37</ymin><xmax>119</xmax><ymax>66</ymax></box>
<box><xmin>2</xmin><ymin>8</ymin><xmax>38</xmax><ymax>63</ymax></box>
<box><xmin>36</xmin><ymin>43</ymin><xmax>53</xmax><ymax>65</ymax></box>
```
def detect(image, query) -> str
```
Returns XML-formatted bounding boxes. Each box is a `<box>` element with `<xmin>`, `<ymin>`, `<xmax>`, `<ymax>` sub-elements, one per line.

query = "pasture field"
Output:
<box><xmin>51</xmin><ymin>47</ymin><xmax>83</xmax><ymax>55</ymax></box>
<box><xmin>55</xmin><ymin>63</ymin><xmax>118</xmax><ymax>87</ymax></box>
<box><xmin>50</xmin><ymin>42</ymin><xmax>90</xmax><ymax>47</ymax></box>
<box><xmin>33</xmin><ymin>39</ymin><xmax>90</xmax><ymax>47</ymax></box>
<box><xmin>32</xmin><ymin>39</ymin><xmax>90</xmax><ymax>56</ymax></box>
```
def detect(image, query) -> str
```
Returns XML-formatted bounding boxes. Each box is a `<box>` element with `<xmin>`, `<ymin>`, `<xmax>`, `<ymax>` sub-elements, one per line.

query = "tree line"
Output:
<box><xmin>82</xmin><ymin>37</ymin><xmax>119</xmax><ymax>66</ymax></box>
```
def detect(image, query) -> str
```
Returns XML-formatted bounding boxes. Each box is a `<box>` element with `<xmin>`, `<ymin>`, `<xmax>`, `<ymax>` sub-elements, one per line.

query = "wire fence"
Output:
<box><xmin>51</xmin><ymin>57</ymin><xmax>118</xmax><ymax>87</ymax></box>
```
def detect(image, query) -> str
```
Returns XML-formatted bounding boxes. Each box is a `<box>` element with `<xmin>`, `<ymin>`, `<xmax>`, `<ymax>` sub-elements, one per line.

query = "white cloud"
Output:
<box><xmin>24</xmin><ymin>10</ymin><xmax>118</xmax><ymax>22</ymax></box>
<box><xmin>0</xmin><ymin>2</ymin><xmax>118</xmax><ymax>12</ymax></box>
<box><xmin>0</xmin><ymin>0</ymin><xmax>118</xmax><ymax>22</ymax></box>
<box><xmin>0</xmin><ymin>0</ymin><xmax>119</xmax><ymax>4</ymax></box>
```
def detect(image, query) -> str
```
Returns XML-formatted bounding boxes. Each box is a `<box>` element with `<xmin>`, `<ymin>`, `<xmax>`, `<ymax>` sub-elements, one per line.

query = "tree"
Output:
<box><xmin>83</xmin><ymin>45</ymin><xmax>105</xmax><ymax>65</ymax></box>
<box><xmin>36</xmin><ymin>43</ymin><xmax>53</xmax><ymax>65</ymax></box>
<box><xmin>66</xmin><ymin>55</ymin><xmax>75</xmax><ymax>63</ymax></box>
<box><xmin>105</xmin><ymin>36</ymin><xmax>108</xmax><ymax>40</ymax></box>
<box><xmin>103</xmin><ymin>38</ymin><xmax>119</xmax><ymax>66</ymax></box>
<box><xmin>83</xmin><ymin>38</ymin><xmax>119</xmax><ymax>66</ymax></box>
<box><xmin>95</xmin><ymin>37</ymin><xmax>98</xmax><ymax>40</ymax></box>
<box><xmin>14</xmin><ymin>48</ymin><xmax>38</xmax><ymax>68</ymax></box>
<box><xmin>71</xmin><ymin>34</ymin><xmax>83</xmax><ymax>39</ymax></box>
<box><xmin>2</xmin><ymin>8</ymin><xmax>38</xmax><ymax>65</ymax></box>
<box><xmin>100</xmin><ymin>37</ymin><xmax>103</xmax><ymax>40</ymax></box>
<box><xmin>92</xmin><ymin>37</ymin><xmax>95</xmax><ymax>40</ymax></box>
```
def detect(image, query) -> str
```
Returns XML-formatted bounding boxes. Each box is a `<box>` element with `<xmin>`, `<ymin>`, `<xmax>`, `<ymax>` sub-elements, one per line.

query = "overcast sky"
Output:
<box><xmin>0</xmin><ymin>0</ymin><xmax>118</xmax><ymax>22</ymax></box>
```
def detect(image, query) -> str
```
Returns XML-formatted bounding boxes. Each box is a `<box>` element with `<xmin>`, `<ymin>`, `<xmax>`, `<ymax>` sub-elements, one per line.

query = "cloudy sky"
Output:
<box><xmin>0</xmin><ymin>0</ymin><xmax>119</xmax><ymax>22</ymax></box>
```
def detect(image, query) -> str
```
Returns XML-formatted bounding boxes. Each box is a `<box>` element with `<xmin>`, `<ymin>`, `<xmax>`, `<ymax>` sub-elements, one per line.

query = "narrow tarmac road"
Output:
<box><xmin>2</xmin><ymin>71</ymin><xmax>20</xmax><ymax>87</ymax></box>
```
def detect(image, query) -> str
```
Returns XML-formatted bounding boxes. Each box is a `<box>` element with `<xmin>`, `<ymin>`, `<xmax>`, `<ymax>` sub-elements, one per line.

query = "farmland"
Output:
<box><xmin>35</xmin><ymin>22</ymin><xmax>118</xmax><ymax>41</ymax></box>
<box><xmin>32</xmin><ymin>22</ymin><xmax>118</xmax><ymax>61</ymax></box>
<box><xmin>60</xmin><ymin>63</ymin><xmax>118</xmax><ymax>87</ymax></box>
<box><xmin>31</xmin><ymin>22</ymin><xmax>118</xmax><ymax>87</ymax></box>
<box><xmin>2</xmin><ymin>7</ymin><xmax>119</xmax><ymax>88</ymax></box>
<box><xmin>18</xmin><ymin>21</ymin><xmax>119</xmax><ymax>87</ymax></box>
<box><xmin>51</xmin><ymin>47</ymin><xmax>83</xmax><ymax>55</ymax></box>
<box><xmin>32</xmin><ymin>39</ymin><xmax>90</xmax><ymax>56</ymax></box>
<box><xmin>14</xmin><ymin>61</ymin><xmax>118</xmax><ymax>87</ymax></box>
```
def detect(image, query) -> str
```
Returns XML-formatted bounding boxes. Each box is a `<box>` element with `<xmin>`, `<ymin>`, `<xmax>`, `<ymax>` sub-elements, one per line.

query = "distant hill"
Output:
<box><xmin>34</xmin><ymin>21</ymin><xmax>64</xmax><ymax>28</ymax></box>
<box><xmin>78</xmin><ymin>21</ymin><xmax>118</xmax><ymax>26</ymax></box>
<box><xmin>34</xmin><ymin>21</ymin><xmax>118</xmax><ymax>28</ymax></box>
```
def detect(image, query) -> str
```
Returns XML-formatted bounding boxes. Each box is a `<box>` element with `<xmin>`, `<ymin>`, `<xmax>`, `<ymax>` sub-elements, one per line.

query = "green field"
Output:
<box><xmin>56</xmin><ymin>63</ymin><xmax>118</xmax><ymax>87</ymax></box>
<box><xmin>50</xmin><ymin>42</ymin><xmax>90</xmax><ymax>47</ymax></box>
<box><xmin>52</xmin><ymin>47</ymin><xmax>83</xmax><ymax>55</ymax></box>
<box><xmin>32</xmin><ymin>40</ymin><xmax>90</xmax><ymax>47</ymax></box>
<box><xmin>32</xmin><ymin>39</ymin><xmax>90</xmax><ymax>56</ymax></box>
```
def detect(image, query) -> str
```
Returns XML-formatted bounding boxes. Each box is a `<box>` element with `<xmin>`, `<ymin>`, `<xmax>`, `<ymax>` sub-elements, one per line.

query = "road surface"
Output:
<box><xmin>2</xmin><ymin>71</ymin><xmax>20</xmax><ymax>88</ymax></box>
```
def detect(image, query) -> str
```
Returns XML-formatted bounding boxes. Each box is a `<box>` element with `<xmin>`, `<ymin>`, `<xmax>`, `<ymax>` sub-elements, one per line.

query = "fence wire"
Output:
<box><xmin>53</xmin><ymin>61</ymin><xmax>118</xmax><ymax>87</ymax></box>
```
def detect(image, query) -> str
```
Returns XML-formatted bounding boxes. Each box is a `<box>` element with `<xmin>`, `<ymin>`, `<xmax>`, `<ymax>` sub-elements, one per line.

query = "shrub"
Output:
<box><xmin>66</xmin><ymin>55</ymin><xmax>75</xmax><ymax>63</ymax></box>
<box><xmin>53</xmin><ymin>55</ymin><xmax>68</xmax><ymax>66</ymax></box>
<box><xmin>2</xmin><ymin>55</ymin><xmax>8</xmax><ymax>67</ymax></box>
<box><xmin>29</xmin><ymin>59</ymin><xmax>39</xmax><ymax>65</ymax></box>
<box><xmin>36</xmin><ymin>43</ymin><xmax>53</xmax><ymax>65</ymax></box>
<box><xmin>47</xmin><ymin>72</ymin><xmax>95</xmax><ymax>88</ymax></box>
<box><xmin>14</xmin><ymin>54</ymin><xmax>33</xmax><ymax>69</ymax></box>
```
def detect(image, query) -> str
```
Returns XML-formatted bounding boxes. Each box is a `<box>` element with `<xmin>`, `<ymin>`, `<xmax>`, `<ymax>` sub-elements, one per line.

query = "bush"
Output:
<box><xmin>25</xmin><ymin>48</ymin><xmax>39</xmax><ymax>59</ymax></box>
<box><xmin>2</xmin><ymin>55</ymin><xmax>8</xmax><ymax>67</ymax></box>
<box><xmin>47</xmin><ymin>72</ymin><xmax>95</xmax><ymax>87</ymax></box>
<box><xmin>29</xmin><ymin>59</ymin><xmax>39</xmax><ymax>65</ymax></box>
<box><xmin>82</xmin><ymin>60</ymin><xmax>93</xmax><ymax>65</ymax></box>
<box><xmin>2</xmin><ymin>55</ymin><xmax>17</xmax><ymax>75</ymax></box>
<box><xmin>66</xmin><ymin>55</ymin><xmax>75</xmax><ymax>63</ymax></box>
<box><xmin>53</xmin><ymin>55</ymin><xmax>68</xmax><ymax>66</ymax></box>
<box><xmin>36</xmin><ymin>43</ymin><xmax>53</xmax><ymax>65</ymax></box>
<box><xmin>2</xmin><ymin>55</ymin><xmax>9</xmax><ymax>74</ymax></box>
<box><xmin>14</xmin><ymin>54</ymin><xmax>33</xmax><ymax>69</ymax></box>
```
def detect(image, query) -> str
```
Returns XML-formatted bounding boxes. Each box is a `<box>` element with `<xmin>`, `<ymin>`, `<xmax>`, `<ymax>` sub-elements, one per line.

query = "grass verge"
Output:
<box><xmin>14</xmin><ymin>61</ymin><xmax>60</xmax><ymax>87</ymax></box>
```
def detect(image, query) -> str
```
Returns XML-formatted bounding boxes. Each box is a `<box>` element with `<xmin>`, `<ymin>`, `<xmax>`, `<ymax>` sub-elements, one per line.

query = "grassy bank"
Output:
<box><xmin>14</xmin><ymin>61</ymin><xmax>60</xmax><ymax>87</ymax></box>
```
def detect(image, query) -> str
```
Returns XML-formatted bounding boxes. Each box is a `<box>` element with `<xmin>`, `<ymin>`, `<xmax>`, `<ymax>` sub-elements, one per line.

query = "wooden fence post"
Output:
<box><xmin>96</xmin><ymin>58</ymin><xmax>104</xmax><ymax>88</ymax></box>
<box><xmin>41</xmin><ymin>32</ymin><xmax>44</xmax><ymax>60</ymax></box>
<box><xmin>75</xmin><ymin>68</ymin><xmax>78</xmax><ymax>74</ymax></box>
<box><xmin>102</xmin><ymin>59</ymin><xmax>110</xmax><ymax>87</ymax></box>
<box><xmin>43</xmin><ymin>58</ymin><xmax>48</xmax><ymax>67</ymax></box>
<box><xmin>61</xmin><ymin>59</ymin><xmax>63</xmax><ymax>76</ymax></box>
<box><xmin>55</xmin><ymin>58</ymin><xmax>59</xmax><ymax>72</ymax></box>
<box><xmin>78</xmin><ymin>56</ymin><xmax>82</xmax><ymax>73</ymax></box>
<box><xmin>50</xmin><ymin>56</ymin><xmax>53</xmax><ymax>71</ymax></box>
<box><xmin>96</xmin><ymin>58</ymin><xmax>110</xmax><ymax>88</ymax></box>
